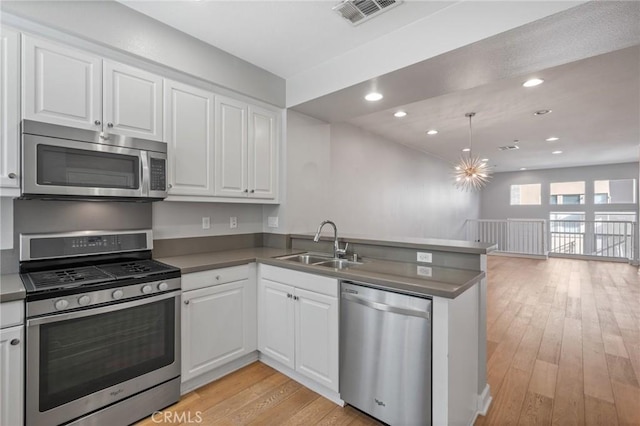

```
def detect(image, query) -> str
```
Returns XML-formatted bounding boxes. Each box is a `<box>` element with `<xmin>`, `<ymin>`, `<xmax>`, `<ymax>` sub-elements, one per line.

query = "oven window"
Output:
<box><xmin>39</xmin><ymin>298</ymin><xmax>175</xmax><ymax>411</ymax></box>
<box><xmin>37</xmin><ymin>145</ymin><xmax>140</xmax><ymax>189</ymax></box>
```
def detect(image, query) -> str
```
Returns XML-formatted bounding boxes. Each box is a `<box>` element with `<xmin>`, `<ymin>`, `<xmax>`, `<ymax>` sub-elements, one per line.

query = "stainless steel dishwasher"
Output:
<box><xmin>340</xmin><ymin>281</ymin><xmax>432</xmax><ymax>426</ymax></box>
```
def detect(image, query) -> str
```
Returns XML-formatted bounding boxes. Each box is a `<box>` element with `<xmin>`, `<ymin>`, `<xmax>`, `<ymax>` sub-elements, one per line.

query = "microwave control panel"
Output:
<box><xmin>149</xmin><ymin>158</ymin><xmax>166</xmax><ymax>191</ymax></box>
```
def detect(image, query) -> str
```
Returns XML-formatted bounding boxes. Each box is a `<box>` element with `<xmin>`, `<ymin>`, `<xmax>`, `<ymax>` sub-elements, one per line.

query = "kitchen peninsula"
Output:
<box><xmin>154</xmin><ymin>231</ymin><xmax>495</xmax><ymax>426</ymax></box>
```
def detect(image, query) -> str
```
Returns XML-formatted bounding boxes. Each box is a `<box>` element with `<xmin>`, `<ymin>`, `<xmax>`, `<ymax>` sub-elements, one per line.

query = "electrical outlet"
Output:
<box><xmin>268</xmin><ymin>216</ymin><xmax>279</xmax><ymax>228</ymax></box>
<box><xmin>417</xmin><ymin>266</ymin><xmax>433</xmax><ymax>277</ymax></box>
<box><xmin>202</xmin><ymin>217</ymin><xmax>210</xmax><ymax>230</ymax></box>
<box><xmin>230</xmin><ymin>217</ymin><xmax>237</xmax><ymax>229</ymax></box>
<box><xmin>416</xmin><ymin>252</ymin><xmax>432</xmax><ymax>263</ymax></box>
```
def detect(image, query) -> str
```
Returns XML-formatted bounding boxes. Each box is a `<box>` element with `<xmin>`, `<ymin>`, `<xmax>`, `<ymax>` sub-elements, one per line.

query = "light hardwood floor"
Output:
<box><xmin>476</xmin><ymin>256</ymin><xmax>640</xmax><ymax>426</ymax></box>
<box><xmin>138</xmin><ymin>256</ymin><xmax>640</xmax><ymax>425</ymax></box>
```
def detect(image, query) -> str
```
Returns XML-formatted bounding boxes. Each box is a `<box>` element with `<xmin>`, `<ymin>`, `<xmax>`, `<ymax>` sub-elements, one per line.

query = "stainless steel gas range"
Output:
<box><xmin>19</xmin><ymin>229</ymin><xmax>181</xmax><ymax>426</ymax></box>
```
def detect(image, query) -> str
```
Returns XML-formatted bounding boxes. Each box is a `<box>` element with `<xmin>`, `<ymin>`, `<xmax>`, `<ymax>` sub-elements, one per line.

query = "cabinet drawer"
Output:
<box><xmin>259</xmin><ymin>264</ymin><xmax>338</xmax><ymax>297</ymax></box>
<box><xmin>1</xmin><ymin>301</ymin><xmax>24</xmax><ymax>329</ymax></box>
<box><xmin>182</xmin><ymin>264</ymin><xmax>250</xmax><ymax>292</ymax></box>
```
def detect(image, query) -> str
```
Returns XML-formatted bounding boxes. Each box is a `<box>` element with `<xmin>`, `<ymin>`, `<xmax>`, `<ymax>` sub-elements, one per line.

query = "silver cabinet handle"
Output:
<box><xmin>107</xmin><ymin>122</ymin><xmax>114</xmax><ymax>128</ymax></box>
<box><xmin>293</xmin><ymin>295</ymin><xmax>299</xmax><ymax>301</ymax></box>
<box><xmin>244</xmin><ymin>189</ymin><xmax>248</xmax><ymax>193</ymax></box>
<box><xmin>94</xmin><ymin>120</ymin><xmax>101</xmax><ymax>126</ymax></box>
<box><xmin>168</xmin><ymin>184</ymin><xmax>173</xmax><ymax>189</ymax></box>
<box><xmin>287</xmin><ymin>293</ymin><xmax>292</xmax><ymax>299</ymax></box>
<box><xmin>8</xmin><ymin>173</ymin><xmax>16</xmax><ymax>179</ymax></box>
<box><xmin>184</xmin><ymin>300</ymin><xmax>190</xmax><ymax>305</ymax></box>
<box><xmin>216</xmin><ymin>275</ymin><xmax>220</xmax><ymax>280</ymax></box>
<box><xmin>250</xmin><ymin>189</ymin><xmax>255</xmax><ymax>193</ymax></box>
<box><xmin>10</xmin><ymin>339</ymin><xmax>20</xmax><ymax>345</ymax></box>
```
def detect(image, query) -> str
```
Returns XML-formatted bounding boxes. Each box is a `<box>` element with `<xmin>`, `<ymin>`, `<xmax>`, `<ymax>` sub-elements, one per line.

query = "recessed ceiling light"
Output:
<box><xmin>394</xmin><ymin>111</ymin><xmax>407</xmax><ymax>118</ymax></box>
<box><xmin>426</xmin><ymin>129</ymin><xmax>438</xmax><ymax>135</ymax></box>
<box><xmin>534</xmin><ymin>109</ymin><xmax>552</xmax><ymax>116</ymax></box>
<box><xmin>481</xmin><ymin>158</ymin><xmax>489</xmax><ymax>162</ymax></box>
<box><xmin>365</xmin><ymin>92</ymin><xmax>383</xmax><ymax>102</ymax></box>
<box><xmin>520</xmin><ymin>167</ymin><xmax>527</xmax><ymax>171</ymax></box>
<box><xmin>546</xmin><ymin>137</ymin><xmax>559</xmax><ymax>142</ymax></box>
<box><xmin>462</xmin><ymin>148</ymin><xmax>471</xmax><ymax>152</ymax></box>
<box><xmin>552</xmin><ymin>150</ymin><xmax>563</xmax><ymax>154</ymax></box>
<box><xmin>523</xmin><ymin>78</ymin><xmax>544</xmax><ymax>87</ymax></box>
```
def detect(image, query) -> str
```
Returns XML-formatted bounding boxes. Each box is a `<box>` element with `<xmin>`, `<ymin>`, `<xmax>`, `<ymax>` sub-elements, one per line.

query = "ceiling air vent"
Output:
<box><xmin>333</xmin><ymin>0</ymin><xmax>403</xmax><ymax>26</ymax></box>
<box><xmin>498</xmin><ymin>145</ymin><xmax>520</xmax><ymax>151</ymax></box>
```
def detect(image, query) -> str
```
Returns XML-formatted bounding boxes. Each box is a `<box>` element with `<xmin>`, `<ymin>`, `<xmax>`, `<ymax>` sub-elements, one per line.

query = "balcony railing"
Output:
<box><xmin>466</xmin><ymin>219</ymin><xmax>637</xmax><ymax>261</ymax></box>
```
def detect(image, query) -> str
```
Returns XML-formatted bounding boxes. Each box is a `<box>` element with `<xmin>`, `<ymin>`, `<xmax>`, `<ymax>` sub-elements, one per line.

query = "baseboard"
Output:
<box><xmin>478</xmin><ymin>384</ymin><xmax>492</xmax><ymax>414</ymax></box>
<box><xmin>259</xmin><ymin>354</ymin><xmax>344</xmax><ymax>406</ymax></box>
<box><xmin>180</xmin><ymin>352</ymin><xmax>259</xmax><ymax>395</ymax></box>
<box><xmin>490</xmin><ymin>251</ymin><xmax>548</xmax><ymax>260</ymax></box>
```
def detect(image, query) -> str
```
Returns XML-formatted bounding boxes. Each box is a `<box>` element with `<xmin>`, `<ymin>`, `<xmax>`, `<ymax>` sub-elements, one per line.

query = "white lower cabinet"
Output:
<box><xmin>181</xmin><ymin>265</ymin><xmax>257</xmax><ymax>383</ymax></box>
<box><xmin>0</xmin><ymin>305</ymin><xmax>24</xmax><ymax>426</ymax></box>
<box><xmin>258</xmin><ymin>265</ymin><xmax>339</xmax><ymax>393</ymax></box>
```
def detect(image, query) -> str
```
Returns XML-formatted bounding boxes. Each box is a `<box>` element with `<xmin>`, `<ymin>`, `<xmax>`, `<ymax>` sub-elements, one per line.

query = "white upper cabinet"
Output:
<box><xmin>0</xmin><ymin>27</ymin><xmax>20</xmax><ymax>193</ymax></box>
<box><xmin>215</xmin><ymin>96</ymin><xmax>248</xmax><ymax>198</ymax></box>
<box><xmin>22</xmin><ymin>34</ymin><xmax>102</xmax><ymax>130</ymax></box>
<box><xmin>104</xmin><ymin>61</ymin><xmax>163</xmax><ymax>141</ymax></box>
<box><xmin>164</xmin><ymin>80</ymin><xmax>215</xmax><ymax>196</ymax></box>
<box><xmin>22</xmin><ymin>35</ymin><xmax>163</xmax><ymax>141</ymax></box>
<box><xmin>215</xmin><ymin>96</ymin><xmax>279</xmax><ymax>200</ymax></box>
<box><xmin>248</xmin><ymin>106</ymin><xmax>278</xmax><ymax>199</ymax></box>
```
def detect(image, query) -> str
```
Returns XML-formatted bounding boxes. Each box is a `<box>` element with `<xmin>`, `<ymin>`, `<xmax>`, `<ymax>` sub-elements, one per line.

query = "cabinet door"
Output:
<box><xmin>295</xmin><ymin>288</ymin><xmax>339</xmax><ymax>392</ymax></box>
<box><xmin>215</xmin><ymin>96</ymin><xmax>247</xmax><ymax>197</ymax></box>
<box><xmin>164</xmin><ymin>80</ymin><xmax>215</xmax><ymax>196</ymax></box>
<box><xmin>0</xmin><ymin>326</ymin><xmax>24</xmax><ymax>426</ymax></box>
<box><xmin>22</xmin><ymin>34</ymin><xmax>102</xmax><ymax>130</ymax></box>
<box><xmin>258</xmin><ymin>279</ymin><xmax>295</xmax><ymax>369</ymax></box>
<box><xmin>0</xmin><ymin>27</ymin><xmax>20</xmax><ymax>193</ymax></box>
<box><xmin>182</xmin><ymin>280</ymin><xmax>254</xmax><ymax>382</ymax></box>
<box><xmin>103</xmin><ymin>61</ymin><xmax>163</xmax><ymax>141</ymax></box>
<box><xmin>247</xmin><ymin>105</ymin><xmax>278</xmax><ymax>199</ymax></box>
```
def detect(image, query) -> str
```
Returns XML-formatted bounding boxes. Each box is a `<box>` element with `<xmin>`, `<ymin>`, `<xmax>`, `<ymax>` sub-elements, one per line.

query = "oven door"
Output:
<box><xmin>26</xmin><ymin>291</ymin><xmax>181</xmax><ymax>426</ymax></box>
<box><xmin>22</xmin><ymin>134</ymin><xmax>146</xmax><ymax>199</ymax></box>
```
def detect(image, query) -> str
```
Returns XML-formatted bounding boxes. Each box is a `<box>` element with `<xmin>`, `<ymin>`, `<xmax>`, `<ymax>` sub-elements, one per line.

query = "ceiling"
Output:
<box><xmin>119</xmin><ymin>0</ymin><xmax>455</xmax><ymax>79</ymax></box>
<box><xmin>119</xmin><ymin>1</ymin><xmax>640</xmax><ymax>173</ymax></box>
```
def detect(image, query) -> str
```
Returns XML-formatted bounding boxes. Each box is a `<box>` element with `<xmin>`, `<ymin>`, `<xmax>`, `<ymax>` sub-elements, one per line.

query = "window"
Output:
<box><xmin>510</xmin><ymin>184</ymin><xmax>541</xmax><ymax>205</ymax></box>
<box><xmin>550</xmin><ymin>181</ymin><xmax>585</xmax><ymax>205</ymax></box>
<box><xmin>594</xmin><ymin>179</ymin><xmax>636</xmax><ymax>204</ymax></box>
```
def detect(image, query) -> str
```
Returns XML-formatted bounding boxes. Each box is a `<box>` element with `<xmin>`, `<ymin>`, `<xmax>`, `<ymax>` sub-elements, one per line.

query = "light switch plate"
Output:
<box><xmin>268</xmin><ymin>216</ymin><xmax>279</xmax><ymax>228</ymax></box>
<box><xmin>417</xmin><ymin>252</ymin><xmax>432</xmax><ymax>263</ymax></box>
<box><xmin>230</xmin><ymin>217</ymin><xmax>237</xmax><ymax>229</ymax></box>
<box><xmin>202</xmin><ymin>217</ymin><xmax>210</xmax><ymax>229</ymax></box>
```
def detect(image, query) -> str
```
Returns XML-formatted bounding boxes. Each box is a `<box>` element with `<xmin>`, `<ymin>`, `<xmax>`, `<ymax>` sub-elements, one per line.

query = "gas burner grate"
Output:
<box><xmin>99</xmin><ymin>260</ymin><xmax>174</xmax><ymax>279</ymax></box>
<box><xmin>27</xmin><ymin>266</ymin><xmax>113</xmax><ymax>289</ymax></box>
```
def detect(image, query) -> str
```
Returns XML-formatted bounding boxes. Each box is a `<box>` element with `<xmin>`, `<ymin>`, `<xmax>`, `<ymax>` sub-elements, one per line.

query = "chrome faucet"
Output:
<box><xmin>313</xmin><ymin>220</ymin><xmax>348</xmax><ymax>258</ymax></box>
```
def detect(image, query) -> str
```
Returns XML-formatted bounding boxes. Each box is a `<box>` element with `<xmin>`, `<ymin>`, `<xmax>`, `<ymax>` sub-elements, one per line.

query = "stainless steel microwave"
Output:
<box><xmin>21</xmin><ymin>120</ymin><xmax>167</xmax><ymax>201</ymax></box>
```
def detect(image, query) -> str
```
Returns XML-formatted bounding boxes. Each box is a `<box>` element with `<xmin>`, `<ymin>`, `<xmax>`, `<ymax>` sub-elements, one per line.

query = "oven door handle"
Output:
<box><xmin>27</xmin><ymin>291</ymin><xmax>181</xmax><ymax>326</ymax></box>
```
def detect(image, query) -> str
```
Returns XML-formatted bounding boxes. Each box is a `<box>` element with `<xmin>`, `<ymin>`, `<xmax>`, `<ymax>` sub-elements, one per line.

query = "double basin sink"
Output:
<box><xmin>277</xmin><ymin>253</ymin><xmax>362</xmax><ymax>270</ymax></box>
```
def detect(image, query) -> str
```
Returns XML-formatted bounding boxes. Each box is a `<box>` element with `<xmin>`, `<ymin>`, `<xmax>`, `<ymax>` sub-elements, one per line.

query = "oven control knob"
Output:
<box><xmin>112</xmin><ymin>289</ymin><xmax>124</xmax><ymax>300</ymax></box>
<box><xmin>78</xmin><ymin>295</ymin><xmax>91</xmax><ymax>306</ymax></box>
<box><xmin>54</xmin><ymin>299</ymin><xmax>69</xmax><ymax>311</ymax></box>
<box><xmin>157</xmin><ymin>282</ymin><xmax>168</xmax><ymax>291</ymax></box>
<box><xmin>141</xmin><ymin>285</ymin><xmax>153</xmax><ymax>294</ymax></box>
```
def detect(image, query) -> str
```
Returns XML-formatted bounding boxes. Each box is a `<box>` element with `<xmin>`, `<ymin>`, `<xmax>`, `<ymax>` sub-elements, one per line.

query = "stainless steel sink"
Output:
<box><xmin>277</xmin><ymin>253</ymin><xmax>362</xmax><ymax>269</ymax></box>
<box><xmin>278</xmin><ymin>253</ymin><xmax>333</xmax><ymax>264</ymax></box>
<box><xmin>315</xmin><ymin>259</ymin><xmax>362</xmax><ymax>269</ymax></box>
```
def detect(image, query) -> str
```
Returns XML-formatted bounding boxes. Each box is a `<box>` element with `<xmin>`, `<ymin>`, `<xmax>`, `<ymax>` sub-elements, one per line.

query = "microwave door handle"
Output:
<box><xmin>140</xmin><ymin>150</ymin><xmax>149</xmax><ymax>197</ymax></box>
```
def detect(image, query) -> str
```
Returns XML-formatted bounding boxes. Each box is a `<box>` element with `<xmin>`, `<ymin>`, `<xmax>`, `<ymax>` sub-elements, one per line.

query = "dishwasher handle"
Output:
<box><xmin>341</xmin><ymin>292</ymin><xmax>430</xmax><ymax>320</ymax></box>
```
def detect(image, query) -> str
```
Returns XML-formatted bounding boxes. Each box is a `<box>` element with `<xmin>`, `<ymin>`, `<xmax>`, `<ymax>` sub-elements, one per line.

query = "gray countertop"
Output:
<box><xmin>160</xmin><ymin>247</ymin><xmax>484</xmax><ymax>299</ymax></box>
<box><xmin>1</xmin><ymin>274</ymin><xmax>25</xmax><ymax>302</ymax></box>
<box><xmin>291</xmin><ymin>233</ymin><xmax>496</xmax><ymax>255</ymax></box>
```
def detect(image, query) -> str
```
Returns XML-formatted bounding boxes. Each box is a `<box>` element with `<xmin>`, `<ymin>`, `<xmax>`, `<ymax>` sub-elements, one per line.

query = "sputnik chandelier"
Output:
<box><xmin>454</xmin><ymin>112</ymin><xmax>491</xmax><ymax>191</ymax></box>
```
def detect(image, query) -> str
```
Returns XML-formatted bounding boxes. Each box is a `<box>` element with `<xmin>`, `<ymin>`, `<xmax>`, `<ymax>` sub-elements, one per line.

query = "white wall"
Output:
<box><xmin>480</xmin><ymin>162</ymin><xmax>639</xmax><ymax>221</ymax></box>
<box><xmin>153</xmin><ymin>202</ymin><xmax>264</xmax><ymax>240</ymax></box>
<box><xmin>281</xmin><ymin>111</ymin><xmax>480</xmax><ymax>240</ymax></box>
